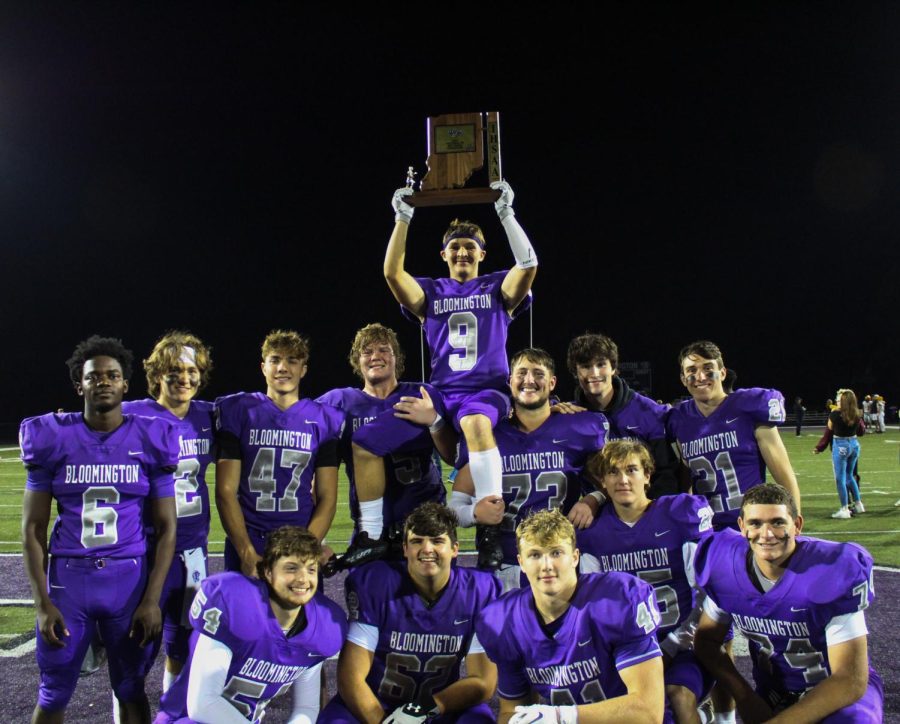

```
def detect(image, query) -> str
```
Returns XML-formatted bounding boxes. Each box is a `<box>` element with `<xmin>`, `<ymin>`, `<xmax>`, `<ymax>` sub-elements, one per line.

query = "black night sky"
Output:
<box><xmin>2</xmin><ymin>4</ymin><xmax>898</xmax><ymax>438</ymax></box>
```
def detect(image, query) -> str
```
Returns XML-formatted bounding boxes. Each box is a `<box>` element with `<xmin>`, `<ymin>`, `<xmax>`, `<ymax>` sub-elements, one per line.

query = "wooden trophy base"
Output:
<box><xmin>407</xmin><ymin>188</ymin><xmax>501</xmax><ymax>208</ymax></box>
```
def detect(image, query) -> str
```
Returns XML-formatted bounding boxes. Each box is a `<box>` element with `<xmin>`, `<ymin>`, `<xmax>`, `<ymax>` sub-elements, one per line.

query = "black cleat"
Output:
<box><xmin>323</xmin><ymin>532</ymin><xmax>390</xmax><ymax>577</ymax></box>
<box><xmin>476</xmin><ymin>523</ymin><xmax>504</xmax><ymax>571</ymax></box>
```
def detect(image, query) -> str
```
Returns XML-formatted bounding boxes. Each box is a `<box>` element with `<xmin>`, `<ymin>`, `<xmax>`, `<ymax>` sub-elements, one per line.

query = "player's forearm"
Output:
<box><xmin>767</xmin><ymin>669</ymin><xmax>868</xmax><ymax>724</ymax></box>
<box><xmin>307</xmin><ymin>469</ymin><xmax>337</xmax><ymax>541</ymax></box>
<box><xmin>21</xmin><ymin>524</ymin><xmax>51</xmax><ymax>606</ymax></box>
<box><xmin>433</xmin><ymin>673</ymin><xmax>495</xmax><ymax>713</ymax></box>
<box><xmin>384</xmin><ymin>221</ymin><xmax>409</xmax><ymax>281</ymax></box>
<box><xmin>693</xmin><ymin>637</ymin><xmax>757</xmax><ymax>707</ymax></box>
<box><xmin>338</xmin><ymin>681</ymin><xmax>383</xmax><ymax>724</ymax></box>
<box><xmin>577</xmin><ymin>693</ymin><xmax>661</xmax><ymax>724</ymax></box>
<box><xmin>143</xmin><ymin>516</ymin><xmax>176</xmax><ymax>606</ymax></box>
<box><xmin>215</xmin><ymin>483</ymin><xmax>255</xmax><ymax>557</ymax></box>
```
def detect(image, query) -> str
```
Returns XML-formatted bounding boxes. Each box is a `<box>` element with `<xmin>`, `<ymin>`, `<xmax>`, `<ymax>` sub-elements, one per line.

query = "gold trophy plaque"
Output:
<box><xmin>407</xmin><ymin>111</ymin><xmax>502</xmax><ymax>207</ymax></box>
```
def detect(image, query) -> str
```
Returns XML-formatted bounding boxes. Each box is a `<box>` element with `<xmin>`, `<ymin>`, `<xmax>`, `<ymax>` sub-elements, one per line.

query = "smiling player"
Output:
<box><xmin>122</xmin><ymin>331</ymin><xmax>216</xmax><ymax>692</ymax></box>
<box><xmin>665</xmin><ymin>341</ymin><xmax>801</xmax><ymax>531</ymax></box>
<box><xmin>693</xmin><ymin>484</ymin><xmax>883</xmax><ymax>722</ymax></box>
<box><xmin>214</xmin><ymin>330</ymin><xmax>345</xmax><ymax>576</ymax></box>
<box><xmin>156</xmin><ymin>526</ymin><xmax>347</xmax><ymax>723</ymax></box>
<box><xmin>351</xmin><ymin>181</ymin><xmax>538</xmax><ymax>570</ymax></box>
<box><xmin>321</xmin><ymin>502</ymin><xmax>500</xmax><ymax>723</ymax></box>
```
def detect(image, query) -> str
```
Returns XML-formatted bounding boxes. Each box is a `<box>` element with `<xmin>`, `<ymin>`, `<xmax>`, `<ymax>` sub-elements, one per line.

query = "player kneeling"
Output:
<box><xmin>156</xmin><ymin>526</ymin><xmax>347</xmax><ymax>723</ymax></box>
<box><xmin>693</xmin><ymin>484</ymin><xmax>883</xmax><ymax>723</ymax></box>
<box><xmin>321</xmin><ymin>502</ymin><xmax>500</xmax><ymax>723</ymax></box>
<box><xmin>476</xmin><ymin>509</ymin><xmax>666</xmax><ymax>724</ymax></box>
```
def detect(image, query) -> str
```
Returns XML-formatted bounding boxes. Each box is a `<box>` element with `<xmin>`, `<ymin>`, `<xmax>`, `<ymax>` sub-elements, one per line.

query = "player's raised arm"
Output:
<box><xmin>336</xmin><ymin>641</ymin><xmax>384</xmax><ymax>724</ymax></box>
<box><xmin>214</xmin><ymin>458</ymin><xmax>260</xmax><ymax>578</ymax></box>
<box><xmin>493</xmin><ymin>181</ymin><xmax>537</xmax><ymax>312</ymax></box>
<box><xmin>384</xmin><ymin>187</ymin><xmax>426</xmax><ymax>318</ymax></box>
<box><xmin>755</xmin><ymin>424</ymin><xmax>802</xmax><ymax>513</ymax></box>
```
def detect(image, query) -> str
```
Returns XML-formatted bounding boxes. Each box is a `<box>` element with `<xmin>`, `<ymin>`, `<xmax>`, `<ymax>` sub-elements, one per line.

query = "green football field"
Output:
<box><xmin>1</xmin><ymin>427</ymin><xmax>898</xmax><ymax>640</ymax></box>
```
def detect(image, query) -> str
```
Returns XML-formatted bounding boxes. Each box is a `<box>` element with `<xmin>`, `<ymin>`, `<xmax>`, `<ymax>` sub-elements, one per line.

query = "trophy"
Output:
<box><xmin>406</xmin><ymin>111</ymin><xmax>502</xmax><ymax>207</ymax></box>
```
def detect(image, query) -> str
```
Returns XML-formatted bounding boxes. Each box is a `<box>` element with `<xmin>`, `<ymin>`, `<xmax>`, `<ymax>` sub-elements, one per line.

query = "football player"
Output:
<box><xmin>21</xmin><ymin>335</ymin><xmax>178</xmax><ymax>723</ymax></box>
<box><xmin>351</xmin><ymin>180</ymin><xmax>537</xmax><ymax>570</ymax></box>
<box><xmin>475</xmin><ymin>509</ymin><xmax>665</xmax><ymax>724</ymax></box>
<box><xmin>578</xmin><ymin>440</ymin><xmax>715</xmax><ymax>723</ymax></box>
<box><xmin>451</xmin><ymin>348</ymin><xmax>608</xmax><ymax>591</ymax></box>
<box><xmin>214</xmin><ymin>330</ymin><xmax>344</xmax><ymax>576</ymax></box>
<box><xmin>156</xmin><ymin>526</ymin><xmax>347</xmax><ymax>723</ymax></box>
<box><xmin>665</xmin><ymin>340</ymin><xmax>801</xmax><ymax>531</ymax></box>
<box><xmin>321</xmin><ymin>502</ymin><xmax>500</xmax><ymax>723</ymax></box>
<box><xmin>693</xmin><ymin>484</ymin><xmax>883</xmax><ymax>722</ymax></box>
<box><xmin>122</xmin><ymin>331</ymin><xmax>216</xmax><ymax>692</ymax></box>
<box><xmin>317</xmin><ymin>323</ymin><xmax>453</xmax><ymax>558</ymax></box>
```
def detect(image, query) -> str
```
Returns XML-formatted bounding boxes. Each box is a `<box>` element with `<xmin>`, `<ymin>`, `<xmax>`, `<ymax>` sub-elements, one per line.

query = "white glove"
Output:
<box><xmin>392</xmin><ymin>187</ymin><xmax>415</xmax><ymax>225</ymax></box>
<box><xmin>491</xmin><ymin>180</ymin><xmax>515</xmax><ymax>220</ymax></box>
<box><xmin>509</xmin><ymin>704</ymin><xmax>578</xmax><ymax>724</ymax></box>
<box><xmin>383</xmin><ymin>702</ymin><xmax>437</xmax><ymax>724</ymax></box>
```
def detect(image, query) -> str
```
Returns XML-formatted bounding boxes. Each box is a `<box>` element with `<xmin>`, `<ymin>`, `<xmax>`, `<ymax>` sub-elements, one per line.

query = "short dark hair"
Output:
<box><xmin>566</xmin><ymin>333</ymin><xmax>619</xmax><ymax>376</ymax></box>
<box><xmin>258</xmin><ymin>526</ymin><xmax>322</xmax><ymax>578</ymax></box>
<box><xmin>403</xmin><ymin>502</ymin><xmax>458</xmax><ymax>545</ymax></box>
<box><xmin>262</xmin><ymin>330</ymin><xmax>310</xmax><ymax>362</ymax></box>
<box><xmin>588</xmin><ymin>439</ymin><xmax>655</xmax><ymax>482</ymax></box>
<box><xmin>678</xmin><ymin>340</ymin><xmax>724</xmax><ymax>371</ymax></box>
<box><xmin>66</xmin><ymin>335</ymin><xmax>134</xmax><ymax>387</ymax></box>
<box><xmin>509</xmin><ymin>347</ymin><xmax>556</xmax><ymax>376</ymax></box>
<box><xmin>740</xmin><ymin>484</ymin><xmax>799</xmax><ymax>519</ymax></box>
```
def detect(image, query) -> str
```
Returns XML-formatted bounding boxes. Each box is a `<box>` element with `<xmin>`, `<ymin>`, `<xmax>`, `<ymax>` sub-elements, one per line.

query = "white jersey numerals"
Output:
<box><xmin>743</xmin><ymin>631</ymin><xmax>828</xmax><ymax>686</ymax></box>
<box><xmin>222</xmin><ymin>676</ymin><xmax>291</xmax><ymax>722</ymax></box>
<box><xmin>189</xmin><ymin>588</ymin><xmax>223</xmax><ymax>635</ymax></box>
<box><xmin>690</xmin><ymin>451</ymin><xmax>743</xmax><ymax>513</ymax></box>
<box><xmin>247</xmin><ymin>447</ymin><xmax>312</xmax><ymax>512</ymax></box>
<box><xmin>636</xmin><ymin>568</ymin><xmax>680</xmax><ymax>629</ymax></box>
<box><xmin>378</xmin><ymin>652</ymin><xmax>457</xmax><ymax>703</ymax></box>
<box><xmin>635</xmin><ymin>591</ymin><xmax>662</xmax><ymax>634</ymax></box>
<box><xmin>174</xmin><ymin>457</ymin><xmax>203</xmax><ymax>517</ymax></box>
<box><xmin>500</xmin><ymin>472</ymin><xmax>567</xmax><ymax>532</ymax></box>
<box><xmin>550</xmin><ymin>678</ymin><xmax>606</xmax><ymax>705</ymax></box>
<box><xmin>447</xmin><ymin>311</ymin><xmax>478</xmax><ymax>372</ymax></box>
<box><xmin>81</xmin><ymin>486</ymin><xmax>120</xmax><ymax>548</ymax></box>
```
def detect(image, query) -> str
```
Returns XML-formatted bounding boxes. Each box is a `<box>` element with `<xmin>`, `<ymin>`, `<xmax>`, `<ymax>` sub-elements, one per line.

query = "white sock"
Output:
<box><xmin>358</xmin><ymin>498</ymin><xmax>384</xmax><ymax>539</ymax></box>
<box><xmin>112</xmin><ymin>692</ymin><xmax>121</xmax><ymax>724</ymax></box>
<box><xmin>163</xmin><ymin>667</ymin><xmax>177</xmax><ymax>692</ymax></box>
<box><xmin>469</xmin><ymin>448</ymin><xmax>502</xmax><ymax>501</ymax></box>
<box><xmin>713</xmin><ymin>712</ymin><xmax>736</xmax><ymax>724</ymax></box>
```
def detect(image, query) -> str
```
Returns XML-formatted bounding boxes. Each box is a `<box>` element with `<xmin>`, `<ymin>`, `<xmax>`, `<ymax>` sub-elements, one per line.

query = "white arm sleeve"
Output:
<box><xmin>288</xmin><ymin>661</ymin><xmax>324</xmax><ymax>724</ymax></box>
<box><xmin>502</xmin><ymin>215</ymin><xmax>537</xmax><ymax>269</ymax></box>
<box><xmin>449</xmin><ymin>490</ymin><xmax>476</xmax><ymax>528</ymax></box>
<box><xmin>347</xmin><ymin>621</ymin><xmax>379</xmax><ymax>651</ymax></box>
<box><xmin>578</xmin><ymin>553</ymin><xmax>602</xmax><ymax>573</ymax></box>
<box><xmin>825</xmin><ymin>610</ymin><xmax>868</xmax><ymax>647</ymax></box>
<box><xmin>186</xmin><ymin>634</ymin><xmax>248</xmax><ymax>724</ymax></box>
<box><xmin>682</xmin><ymin>540</ymin><xmax>699</xmax><ymax>588</ymax></box>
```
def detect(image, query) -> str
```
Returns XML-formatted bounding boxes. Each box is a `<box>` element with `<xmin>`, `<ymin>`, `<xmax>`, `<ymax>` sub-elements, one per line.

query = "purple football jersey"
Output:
<box><xmin>20</xmin><ymin>412</ymin><xmax>178</xmax><ymax>558</ymax></box>
<box><xmin>476</xmin><ymin>573</ymin><xmax>662</xmax><ymax>704</ymax></box>
<box><xmin>577</xmin><ymin>495</ymin><xmax>713</xmax><ymax>640</ymax></box>
<box><xmin>695</xmin><ymin>530</ymin><xmax>878</xmax><ymax>700</ymax></box>
<box><xmin>605</xmin><ymin>393</ymin><xmax>670</xmax><ymax>445</ymax></box>
<box><xmin>666</xmin><ymin>388</ymin><xmax>786</xmax><ymax>529</ymax></box>
<box><xmin>157</xmin><ymin>572</ymin><xmax>347</xmax><ymax>723</ymax></box>
<box><xmin>403</xmin><ymin>270</ymin><xmax>532</xmax><ymax>393</ymax></box>
<box><xmin>316</xmin><ymin>384</ymin><xmax>445</xmax><ymax>529</ymax></box>
<box><xmin>346</xmin><ymin>561</ymin><xmax>501</xmax><ymax>708</ymax></box>
<box><xmin>214</xmin><ymin>393</ymin><xmax>344</xmax><ymax>532</ymax></box>
<box><xmin>123</xmin><ymin>399</ymin><xmax>215</xmax><ymax>551</ymax></box>
<box><xmin>457</xmin><ymin>412</ymin><xmax>608</xmax><ymax>565</ymax></box>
